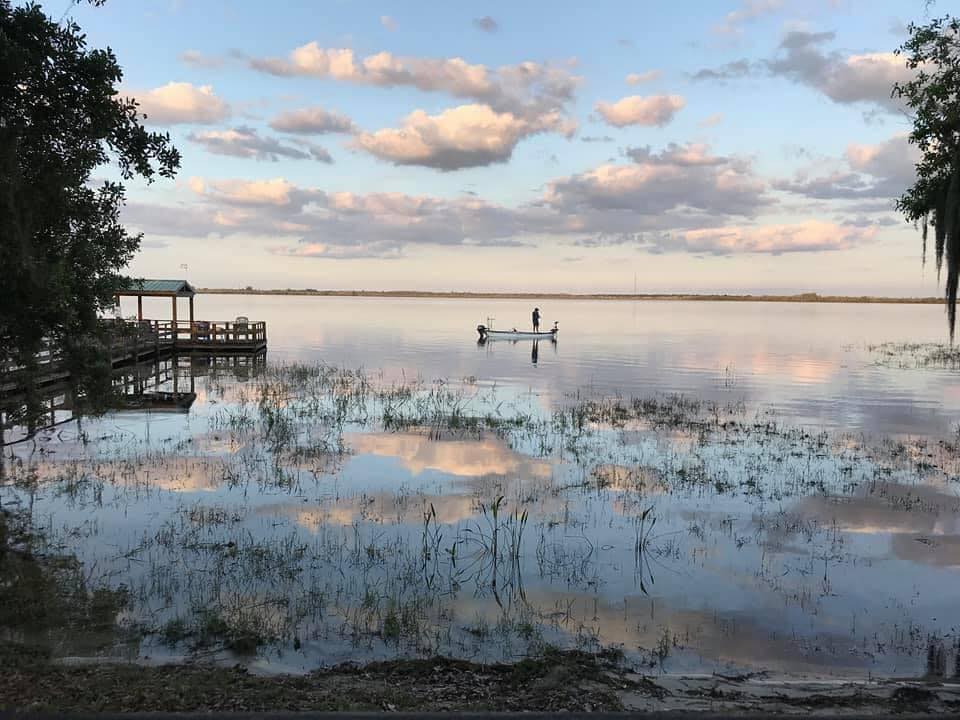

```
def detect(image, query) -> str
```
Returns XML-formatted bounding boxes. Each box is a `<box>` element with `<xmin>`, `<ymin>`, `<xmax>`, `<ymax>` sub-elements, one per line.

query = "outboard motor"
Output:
<box><xmin>477</xmin><ymin>324</ymin><xmax>488</xmax><ymax>339</ymax></box>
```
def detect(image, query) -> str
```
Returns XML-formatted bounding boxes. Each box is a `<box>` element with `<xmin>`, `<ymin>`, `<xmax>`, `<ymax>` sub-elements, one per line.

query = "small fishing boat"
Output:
<box><xmin>477</xmin><ymin>322</ymin><xmax>558</xmax><ymax>341</ymax></box>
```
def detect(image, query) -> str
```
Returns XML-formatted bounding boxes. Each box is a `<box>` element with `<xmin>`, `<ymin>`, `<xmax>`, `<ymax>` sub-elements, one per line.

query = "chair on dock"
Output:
<box><xmin>235</xmin><ymin>316</ymin><xmax>249</xmax><ymax>342</ymax></box>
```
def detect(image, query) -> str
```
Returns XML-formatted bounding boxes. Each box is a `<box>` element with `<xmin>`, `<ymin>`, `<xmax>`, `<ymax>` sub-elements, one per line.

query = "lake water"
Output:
<box><xmin>5</xmin><ymin>296</ymin><xmax>960</xmax><ymax>677</ymax></box>
<box><xmin>196</xmin><ymin>294</ymin><xmax>960</xmax><ymax>436</ymax></box>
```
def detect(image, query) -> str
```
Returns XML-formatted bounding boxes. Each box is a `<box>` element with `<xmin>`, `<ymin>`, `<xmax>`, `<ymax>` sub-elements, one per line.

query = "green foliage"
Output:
<box><xmin>0</xmin><ymin>1</ymin><xmax>179</xmax><ymax>426</ymax></box>
<box><xmin>894</xmin><ymin>15</ymin><xmax>960</xmax><ymax>338</ymax></box>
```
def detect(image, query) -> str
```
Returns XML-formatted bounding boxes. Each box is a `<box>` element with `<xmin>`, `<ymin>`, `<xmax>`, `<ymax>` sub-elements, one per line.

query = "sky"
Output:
<box><xmin>45</xmin><ymin>0</ymin><xmax>949</xmax><ymax>294</ymax></box>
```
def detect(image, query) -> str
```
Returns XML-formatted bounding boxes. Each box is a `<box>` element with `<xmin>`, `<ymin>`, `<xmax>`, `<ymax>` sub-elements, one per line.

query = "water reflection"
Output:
<box><xmin>6</xmin><ymin>300</ymin><xmax>960</xmax><ymax>677</ymax></box>
<box><xmin>1</xmin><ymin>352</ymin><xmax>266</xmax><ymax>445</ymax></box>
<box><xmin>345</xmin><ymin>431</ymin><xmax>552</xmax><ymax>479</ymax></box>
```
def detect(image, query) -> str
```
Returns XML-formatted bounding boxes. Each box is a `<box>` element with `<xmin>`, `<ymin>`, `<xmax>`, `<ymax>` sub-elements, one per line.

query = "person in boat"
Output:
<box><xmin>532</xmin><ymin>307</ymin><xmax>541</xmax><ymax>332</ymax></box>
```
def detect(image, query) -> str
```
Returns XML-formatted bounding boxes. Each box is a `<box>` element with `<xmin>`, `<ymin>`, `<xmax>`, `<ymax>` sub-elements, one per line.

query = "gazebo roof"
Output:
<box><xmin>119</xmin><ymin>279</ymin><xmax>196</xmax><ymax>298</ymax></box>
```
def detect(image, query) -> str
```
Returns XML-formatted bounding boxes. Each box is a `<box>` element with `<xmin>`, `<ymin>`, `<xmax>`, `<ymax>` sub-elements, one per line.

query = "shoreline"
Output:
<box><xmin>198</xmin><ymin>289</ymin><xmax>943</xmax><ymax>304</ymax></box>
<box><xmin>4</xmin><ymin>650</ymin><xmax>958</xmax><ymax>714</ymax></box>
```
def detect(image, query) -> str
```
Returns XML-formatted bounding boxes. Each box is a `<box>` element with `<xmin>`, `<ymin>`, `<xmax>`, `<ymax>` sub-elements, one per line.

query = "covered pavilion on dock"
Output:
<box><xmin>116</xmin><ymin>279</ymin><xmax>197</xmax><ymax>325</ymax></box>
<box><xmin>114</xmin><ymin>279</ymin><xmax>266</xmax><ymax>353</ymax></box>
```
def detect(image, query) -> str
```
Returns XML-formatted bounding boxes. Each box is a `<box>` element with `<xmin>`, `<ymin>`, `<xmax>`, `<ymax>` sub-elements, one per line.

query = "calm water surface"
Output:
<box><xmin>5</xmin><ymin>297</ymin><xmax>960</xmax><ymax>677</ymax></box>
<box><xmin>196</xmin><ymin>294</ymin><xmax>960</xmax><ymax>435</ymax></box>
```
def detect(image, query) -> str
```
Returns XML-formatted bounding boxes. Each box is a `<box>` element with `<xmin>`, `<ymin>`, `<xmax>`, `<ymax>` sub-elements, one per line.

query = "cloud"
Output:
<box><xmin>473</xmin><ymin>16</ymin><xmax>499</xmax><ymax>33</ymax></box>
<box><xmin>699</xmin><ymin>112</ymin><xmax>724</xmax><ymax>128</ymax></box>
<box><xmin>767</xmin><ymin>32</ymin><xmax>912</xmax><ymax>111</ymax></box>
<box><xmin>190</xmin><ymin>177</ymin><xmax>312</xmax><ymax>207</ymax></box>
<box><xmin>380</xmin><ymin>15</ymin><xmax>397</xmax><ymax>31</ymax></box>
<box><xmin>271</xmin><ymin>242</ymin><xmax>402</xmax><ymax>259</ymax></box>
<box><xmin>246</xmin><ymin>44</ymin><xmax>579</xmax><ymax>119</ymax></box>
<box><xmin>626</xmin><ymin>70</ymin><xmax>661</xmax><ymax>85</ymax></box>
<box><xmin>353</xmin><ymin>103</ymin><xmax>575</xmax><ymax>170</ymax></box>
<box><xmin>691</xmin><ymin>59</ymin><xmax>754</xmax><ymax>81</ymax></box>
<box><xmin>129</xmin><ymin>144</ymin><xmax>872</xmax><ymax>260</ymax></box>
<box><xmin>179</xmin><ymin>50</ymin><xmax>224</xmax><ymax>69</ymax></box>
<box><xmin>692</xmin><ymin>30</ymin><xmax>916</xmax><ymax>112</ymax></box>
<box><xmin>774</xmin><ymin>133</ymin><xmax>918</xmax><ymax>200</ymax></box>
<box><xmin>594</xmin><ymin>95</ymin><xmax>685</xmax><ymax>127</ymax></box>
<box><xmin>269</xmin><ymin>106</ymin><xmax>357</xmax><ymax>134</ymax></box>
<box><xmin>545</xmin><ymin>143</ymin><xmax>769</xmax><ymax>226</ymax></box>
<box><xmin>580</xmin><ymin>135</ymin><xmax>614</xmax><ymax>143</ymax></box>
<box><xmin>773</xmin><ymin>171</ymin><xmax>874</xmax><ymax>199</ymax></box>
<box><xmin>131</xmin><ymin>177</ymin><xmax>548</xmax><ymax>253</ymax></box>
<box><xmin>651</xmin><ymin>220</ymin><xmax>874</xmax><ymax>255</ymax></box>
<box><xmin>187</xmin><ymin>126</ymin><xmax>332</xmax><ymax>162</ymax></box>
<box><xmin>846</xmin><ymin>134</ymin><xmax>917</xmax><ymax>184</ymax></box>
<box><xmin>294</xmin><ymin>140</ymin><xmax>334</xmax><ymax>163</ymax></box>
<box><xmin>694</xmin><ymin>30</ymin><xmax>915</xmax><ymax>112</ymax></box>
<box><xmin>713</xmin><ymin>0</ymin><xmax>782</xmax><ymax>35</ymax></box>
<box><xmin>131</xmin><ymin>82</ymin><xmax>230</xmax><ymax>125</ymax></box>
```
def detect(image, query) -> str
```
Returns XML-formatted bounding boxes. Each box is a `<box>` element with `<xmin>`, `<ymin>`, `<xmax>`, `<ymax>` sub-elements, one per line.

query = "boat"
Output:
<box><xmin>477</xmin><ymin>322</ymin><xmax>558</xmax><ymax>341</ymax></box>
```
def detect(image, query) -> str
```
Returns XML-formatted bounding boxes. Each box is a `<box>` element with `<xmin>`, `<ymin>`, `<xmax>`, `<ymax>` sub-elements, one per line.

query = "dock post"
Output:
<box><xmin>171</xmin><ymin>297</ymin><xmax>178</xmax><ymax>347</ymax></box>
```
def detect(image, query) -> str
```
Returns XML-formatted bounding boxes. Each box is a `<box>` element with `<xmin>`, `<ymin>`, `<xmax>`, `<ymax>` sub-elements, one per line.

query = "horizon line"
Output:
<box><xmin>195</xmin><ymin>288</ymin><xmax>944</xmax><ymax>304</ymax></box>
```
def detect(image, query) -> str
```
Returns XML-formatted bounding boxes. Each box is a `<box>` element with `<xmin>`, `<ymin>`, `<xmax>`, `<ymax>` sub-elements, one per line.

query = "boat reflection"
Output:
<box><xmin>477</xmin><ymin>336</ymin><xmax>558</xmax><ymax>367</ymax></box>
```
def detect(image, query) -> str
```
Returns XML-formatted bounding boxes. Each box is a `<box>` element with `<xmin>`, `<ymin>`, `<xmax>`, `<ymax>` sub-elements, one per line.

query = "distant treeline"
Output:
<box><xmin>197</xmin><ymin>289</ymin><xmax>942</xmax><ymax>304</ymax></box>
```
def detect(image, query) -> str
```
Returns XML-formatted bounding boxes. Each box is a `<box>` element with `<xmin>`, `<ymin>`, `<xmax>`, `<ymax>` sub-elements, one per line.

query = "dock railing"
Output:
<box><xmin>135</xmin><ymin>319</ymin><xmax>267</xmax><ymax>347</ymax></box>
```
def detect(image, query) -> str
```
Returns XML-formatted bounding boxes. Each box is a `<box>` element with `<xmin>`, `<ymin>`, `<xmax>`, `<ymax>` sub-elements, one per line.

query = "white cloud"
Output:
<box><xmin>823</xmin><ymin>53</ymin><xmax>914</xmax><ymax>106</ymax></box>
<box><xmin>693</xmin><ymin>31</ymin><xmax>916</xmax><ymax>113</ymax></box>
<box><xmin>131</xmin><ymin>82</ymin><xmax>230</xmax><ymax>125</ymax></box>
<box><xmin>846</xmin><ymin>133</ymin><xmax>917</xmax><ymax>183</ymax></box>
<box><xmin>765</xmin><ymin>32</ymin><xmax>914</xmax><ymax>112</ymax></box>
<box><xmin>626</xmin><ymin>70</ymin><xmax>661</xmax><ymax>85</ymax></box>
<box><xmin>272</xmin><ymin>242</ymin><xmax>402</xmax><ymax>259</ymax></box>
<box><xmin>546</xmin><ymin>143</ymin><xmax>767</xmax><ymax>221</ymax></box>
<box><xmin>354</xmin><ymin>103</ymin><xmax>575</xmax><ymax>170</ymax></box>
<box><xmin>594</xmin><ymin>95</ymin><xmax>685</xmax><ymax>127</ymax></box>
<box><xmin>380</xmin><ymin>15</ymin><xmax>397</xmax><ymax>31</ymax></box>
<box><xmin>652</xmin><ymin>221</ymin><xmax>874</xmax><ymax>255</ymax></box>
<box><xmin>247</xmin><ymin>44</ymin><xmax>579</xmax><ymax>119</ymax></box>
<box><xmin>179</xmin><ymin>50</ymin><xmax>224</xmax><ymax>69</ymax></box>
<box><xmin>714</xmin><ymin>0</ymin><xmax>783</xmax><ymax>35</ymax></box>
<box><xmin>190</xmin><ymin>177</ymin><xmax>306</xmax><ymax>207</ymax></box>
<box><xmin>188</xmin><ymin>126</ymin><xmax>332</xmax><ymax>162</ymax></box>
<box><xmin>269</xmin><ymin>106</ymin><xmax>357</xmax><ymax>135</ymax></box>
<box><xmin>775</xmin><ymin>133</ymin><xmax>918</xmax><ymax>201</ymax></box>
<box><xmin>127</xmin><ymin>142</ymin><xmax>876</xmax><ymax>260</ymax></box>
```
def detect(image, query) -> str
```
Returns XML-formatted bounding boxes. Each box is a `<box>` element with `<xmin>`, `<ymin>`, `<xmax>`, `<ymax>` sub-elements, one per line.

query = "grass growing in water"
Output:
<box><xmin>4</xmin><ymin>361</ymin><xmax>960</xmax><ymax>677</ymax></box>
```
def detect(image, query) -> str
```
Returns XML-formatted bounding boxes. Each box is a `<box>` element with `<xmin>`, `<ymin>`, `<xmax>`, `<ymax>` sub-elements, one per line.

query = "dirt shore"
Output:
<box><xmin>2</xmin><ymin>646</ymin><xmax>959</xmax><ymax>715</ymax></box>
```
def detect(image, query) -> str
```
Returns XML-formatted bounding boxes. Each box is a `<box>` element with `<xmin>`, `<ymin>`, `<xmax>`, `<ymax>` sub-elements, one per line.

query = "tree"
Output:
<box><xmin>895</xmin><ymin>15</ymin><xmax>960</xmax><ymax>339</ymax></box>
<box><xmin>0</xmin><ymin>1</ymin><xmax>179</xmax><ymax>432</ymax></box>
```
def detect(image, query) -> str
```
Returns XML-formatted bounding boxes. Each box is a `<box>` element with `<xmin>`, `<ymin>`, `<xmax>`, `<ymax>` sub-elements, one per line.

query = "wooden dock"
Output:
<box><xmin>0</xmin><ymin>319</ymin><xmax>267</xmax><ymax>396</ymax></box>
<box><xmin>2</xmin><ymin>278</ymin><xmax>266</xmax><ymax>400</ymax></box>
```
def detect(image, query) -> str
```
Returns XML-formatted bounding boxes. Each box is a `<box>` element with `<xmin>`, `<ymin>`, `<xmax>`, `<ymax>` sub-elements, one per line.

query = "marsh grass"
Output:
<box><xmin>868</xmin><ymin>342</ymin><xmax>960</xmax><ymax>369</ymax></box>
<box><xmin>4</xmin><ymin>361</ymin><xmax>960</xmax><ymax>675</ymax></box>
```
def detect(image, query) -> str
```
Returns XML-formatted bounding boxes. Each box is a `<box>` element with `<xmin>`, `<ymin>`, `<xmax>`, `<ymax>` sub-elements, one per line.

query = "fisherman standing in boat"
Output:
<box><xmin>532</xmin><ymin>307</ymin><xmax>541</xmax><ymax>332</ymax></box>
